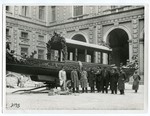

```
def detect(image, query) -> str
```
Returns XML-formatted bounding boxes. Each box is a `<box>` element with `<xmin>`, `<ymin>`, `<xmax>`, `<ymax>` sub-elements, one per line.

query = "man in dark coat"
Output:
<box><xmin>95</xmin><ymin>67</ymin><xmax>102</xmax><ymax>92</ymax></box>
<box><xmin>132</xmin><ymin>70</ymin><xmax>141</xmax><ymax>93</ymax></box>
<box><xmin>110</xmin><ymin>68</ymin><xmax>119</xmax><ymax>94</ymax></box>
<box><xmin>101</xmin><ymin>67</ymin><xmax>110</xmax><ymax>93</ymax></box>
<box><xmin>88</xmin><ymin>68</ymin><xmax>96</xmax><ymax>93</ymax></box>
<box><xmin>118</xmin><ymin>69</ymin><xmax>126</xmax><ymax>95</ymax></box>
<box><xmin>71</xmin><ymin>67</ymin><xmax>79</xmax><ymax>93</ymax></box>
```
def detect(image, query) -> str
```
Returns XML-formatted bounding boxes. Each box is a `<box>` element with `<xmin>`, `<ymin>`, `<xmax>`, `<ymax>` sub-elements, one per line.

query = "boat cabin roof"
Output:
<box><xmin>66</xmin><ymin>39</ymin><xmax>112</xmax><ymax>53</ymax></box>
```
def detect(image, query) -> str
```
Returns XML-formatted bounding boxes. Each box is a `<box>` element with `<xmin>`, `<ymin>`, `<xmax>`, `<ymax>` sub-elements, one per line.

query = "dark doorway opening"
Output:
<box><xmin>107</xmin><ymin>28</ymin><xmax>129</xmax><ymax>66</ymax></box>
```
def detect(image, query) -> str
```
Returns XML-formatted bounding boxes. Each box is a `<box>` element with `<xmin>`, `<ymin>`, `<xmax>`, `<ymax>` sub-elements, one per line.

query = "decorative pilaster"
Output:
<box><xmin>13</xmin><ymin>27</ymin><xmax>18</xmax><ymax>53</ymax></box>
<box><xmin>14</xmin><ymin>6</ymin><xmax>19</xmax><ymax>16</ymax></box>
<box><xmin>139</xmin><ymin>38</ymin><xmax>144</xmax><ymax>76</ymax></box>
<box><xmin>132</xmin><ymin>18</ymin><xmax>139</xmax><ymax>57</ymax></box>
<box><xmin>96</xmin><ymin>25</ymin><xmax>103</xmax><ymax>63</ymax></box>
<box><xmin>97</xmin><ymin>25</ymin><xmax>102</xmax><ymax>45</ymax></box>
<box><xmin>32</xmin><ymin>31</ymin><xmax>37</xmax><ymax>58</ymax></box>
<box><xmin>89</xmin><ymin>27</ymin><xmax>94</xmax><ymax>43</ymax></box>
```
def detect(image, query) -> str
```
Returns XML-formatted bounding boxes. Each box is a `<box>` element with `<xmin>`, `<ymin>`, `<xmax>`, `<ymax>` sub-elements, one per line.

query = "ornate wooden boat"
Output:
<box><xmin>6</xmin><ymin>32</ymin><xmax>137</xmax><ymax>87</ymax></box>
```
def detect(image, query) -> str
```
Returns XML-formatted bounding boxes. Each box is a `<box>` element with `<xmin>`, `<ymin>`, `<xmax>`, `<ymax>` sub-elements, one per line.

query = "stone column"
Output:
<box><xmin>139</xmin><ymin>38</ymin><xmax>144</xmax><ymax>83</ymax></box>
<box><xmin>94</xmin><ymin>51</ymin><xmax>98</xmax><ymax>63</ymax></box>
<box><xmin>103</xmin><ymin>53</ymin><xmax>108</xmax><ymax>64</ymax></box>
<box><xmin>85</xmin><ymin>49</ymin><xmax>87</xmax><ymax>62</ymax></box>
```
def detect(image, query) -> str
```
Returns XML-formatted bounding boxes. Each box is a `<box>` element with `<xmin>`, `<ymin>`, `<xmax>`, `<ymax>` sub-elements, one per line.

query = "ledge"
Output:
<box><xmin>19</xmin><ymin>15</ymin><xmax>32</xmax><ymax>19</ymax></box>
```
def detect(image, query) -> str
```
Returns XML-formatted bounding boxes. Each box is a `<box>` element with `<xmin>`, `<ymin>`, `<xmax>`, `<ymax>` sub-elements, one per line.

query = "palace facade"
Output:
<box><xmin>6</xmin><ymin>6</ymin><xmax>144</xmax><ymax>81</ymax></box>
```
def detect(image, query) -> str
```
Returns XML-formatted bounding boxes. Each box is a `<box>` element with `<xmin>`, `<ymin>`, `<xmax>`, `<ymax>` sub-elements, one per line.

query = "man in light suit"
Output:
<box><xmin>59</xmin><ymin>67</ymin><xmax>67</xmax><ymax>91</ymax></box>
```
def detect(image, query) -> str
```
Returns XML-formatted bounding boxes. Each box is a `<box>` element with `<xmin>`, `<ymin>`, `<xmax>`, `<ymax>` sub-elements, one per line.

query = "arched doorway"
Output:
<box><xmin>107</xmin><ymin>28</ymin><xmax>129</xmax><ymax>66</ymax></box>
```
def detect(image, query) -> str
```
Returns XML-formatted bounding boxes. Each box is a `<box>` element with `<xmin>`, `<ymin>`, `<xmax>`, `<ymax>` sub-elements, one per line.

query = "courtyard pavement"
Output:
<box><xmin>4</xmin><ymin>83</ymin><xmax>146</xmax><ymax>112</ymax></box>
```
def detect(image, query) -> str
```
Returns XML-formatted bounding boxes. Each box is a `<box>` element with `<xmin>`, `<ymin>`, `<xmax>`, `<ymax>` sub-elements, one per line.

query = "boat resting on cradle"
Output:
<box><xmin>6</xmin><ymin>54</ymin><xmax>136</xmax><ymax>88</ymax></box>
<box><xmin>6</xmin><ymin>32</ymin><xmax>137</xmax><ymax>88</ymax></box>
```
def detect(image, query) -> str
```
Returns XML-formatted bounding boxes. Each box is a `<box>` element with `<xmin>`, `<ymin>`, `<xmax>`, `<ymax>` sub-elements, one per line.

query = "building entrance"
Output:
<box><xmin>107</xmin><ymin>28</ymin><xmax>129</xmax><ymax>66</ymax></box>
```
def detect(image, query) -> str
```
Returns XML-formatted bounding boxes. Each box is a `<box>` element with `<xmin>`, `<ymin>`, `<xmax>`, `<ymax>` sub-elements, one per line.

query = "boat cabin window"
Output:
<box><xmin>38</xmin><ymin>49</ymin><xmax>44</xmax><ymax>59</ymax></box>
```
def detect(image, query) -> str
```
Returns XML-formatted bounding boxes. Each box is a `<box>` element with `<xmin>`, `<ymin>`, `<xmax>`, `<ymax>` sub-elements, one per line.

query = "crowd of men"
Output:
<box><xmin>59</xmin><ymin>66</ymin><xmax>129</xmax><ymax>95</ymax></box>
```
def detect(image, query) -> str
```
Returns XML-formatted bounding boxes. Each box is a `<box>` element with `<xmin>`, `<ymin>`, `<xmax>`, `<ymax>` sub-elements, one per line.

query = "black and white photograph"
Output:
<box><xmin>1</xmin><ymin>2</ymin><xmax>149</xmax><ymax>114</ymax></box>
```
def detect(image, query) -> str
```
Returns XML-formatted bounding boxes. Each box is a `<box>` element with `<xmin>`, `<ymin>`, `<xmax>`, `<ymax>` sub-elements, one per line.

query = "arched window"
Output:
<box><xmin>72</xmin><ymin>34</ymin><xmax>86</xmax><ymax>42</ymax></box>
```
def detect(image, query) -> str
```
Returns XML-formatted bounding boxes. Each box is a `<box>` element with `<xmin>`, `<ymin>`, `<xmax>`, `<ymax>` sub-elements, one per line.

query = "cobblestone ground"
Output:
<box><xmin>5</xmin><ymin>83</ymin><xmax>145</xmax><ymax>111</ymax></box>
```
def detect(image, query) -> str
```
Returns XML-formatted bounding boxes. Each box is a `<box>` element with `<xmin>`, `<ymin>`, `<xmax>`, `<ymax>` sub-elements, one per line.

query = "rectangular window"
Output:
<box><xmin>21</xmin><ymin>32</ymin><xmax>28</xmax><ymax>39</ymax></box>
<box><xmin>21</xmin><ymin>47</ymin><xmax>28</xmax><ymax>56</ymax></box>
<box><xmin>73</xmin><ymin>6</ymin><xmax>83</xmax><ymax>17</ymax></box>
<box><xmin>51</xmin><ymin>6</ymin><xmax>56</xmax><ymax>22</ymax></box>
<box><xmin>21</xmin><ymin>6</ymin><xmax>29</xmax><ymax>16</ymax></box>
<box><xmin>38</xmin><ymin>35</ymin><xmax>44</xmax><ymax>42</ymax></box>
<box><xmin>6</xmin><ymin>6</ymin><xmax>10</xmax><ymax>11</ymax></box>
<box><xmin>39</xmin><ymin>6</ymin><xmax>45</xmax><ymax>20</ymax></box>
<box><xmin>6</xmin><ymin>29</ymin><xmax>9</xmax><ymax>36</ymax></box>
<box><xmin>38</xmin><ymin>49</ymin><xmax>44</xmax><ymax>59</ymax></box>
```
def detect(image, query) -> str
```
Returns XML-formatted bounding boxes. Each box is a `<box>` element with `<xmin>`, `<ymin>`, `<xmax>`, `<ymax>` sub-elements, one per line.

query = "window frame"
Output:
<box><xmin>20</xmin><ymin>47</ymin><xmax>28</xmax><ymax>56</ymax></box>
<box><xmin>38</xmin><ymin>49</ymin><xmax>45</xmax><ymax>59</ymax></box>
<box><xmin>39</xmin><ymin>6</ymin><xmax>45</xmax><ymax>20</ymax></box>
<box><xmin>73</xmin><ymin>6</ymin><xmax>84</xmax><ymax>17</ymax></box>
<box><xmin>6</xmin><ymin>6</ymin><xmax>10</xmax><ymax>11</ymax></box>
<box><xmin>21</xmin><ymin>6</ymin><xmax>29</xmax><ymax>17</ymax></box>
<box><xmin>20</xmin><ymin>31</ymin><xmax>28</xmax><ymax>39</ymax></box>
<box><xmin>51</xmin><ymin>6</ymin><xmax>56</xmax><ymax>22</ymax></box>
<box><xmin>38</xmin><ymin>35</ymin><xmax>45</xmax><ymax>42</ymax></box>
<box><xmin>6</xmin><ymin>28</ymin><xmax>10</xmax><ymax>36</ymax></box>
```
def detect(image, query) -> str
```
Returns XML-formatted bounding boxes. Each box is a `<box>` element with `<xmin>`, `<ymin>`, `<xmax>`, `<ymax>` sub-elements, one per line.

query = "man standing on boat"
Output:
<box><xmin>59</xmin><ymin>67</ymin><xmax>67</xmax><ymax>91</ymax></box>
